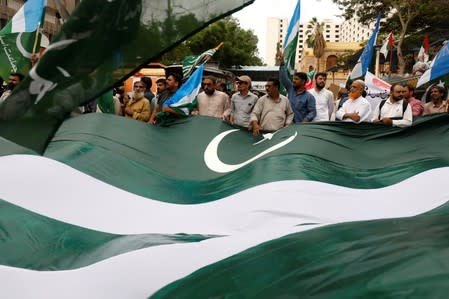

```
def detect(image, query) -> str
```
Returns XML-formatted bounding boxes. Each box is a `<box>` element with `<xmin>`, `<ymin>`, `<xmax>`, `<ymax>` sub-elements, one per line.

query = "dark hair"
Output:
<box><xmin>403</xmin><ymin>84</ymin><xmax>415</xmax><ymax>92</ymax></box>
<box><xmin>430</xmin><ymin>85</ymin><xmax>445</xmax><ymax>94</ymax></box>
<box><xmin>314</xmin><ymin>72</ymin><xmax>327</xmax><ymax>80</ymax></box>
<box><xmin>167</xmin><ymin>73</ymin><xmax>182</xmax><ymax>85</ymax></box>
<box><xmin>10</xmin><ymin>72</ymin><xmax>25</xmax><ymax>81</ymax></box>
<box><xmin>156</xmin><ymin>78</ymin><xmax>166</xmax><ymax>85</ymax></box>
<box><xmin>267</xmin><ymin>77</ymin><xmax>280</xmax><ymax>88</ymax></box>
<box><xmin>390</xmin><ymin>82</ymin><xmax>403</xmax><ymax>93</ymax></box>
<box><xmin>140</xmin><ymin>77</ymin><xmax>153</xmax><ymax>89</ymax></box>
<box><xmin>294</xmin><ymin>72</ymin><xmax>308</xmax><ymax>81</ymax></box>
<box><xmin>203</xmin><ymin>76</ymin><xmax>217</xmax><ymax>84</ymax></box>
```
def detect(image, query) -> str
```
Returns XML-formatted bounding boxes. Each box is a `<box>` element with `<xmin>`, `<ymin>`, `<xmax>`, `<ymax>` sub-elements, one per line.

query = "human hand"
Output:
<box><xmin>381</xmin><ymin>117</ymin><xmax>393</xmax><ymax>125</ymax></box>
<box><xmin>252</xmin><ymin>123</ymin><xmax>260</xmax><ymax>136</ymax></box>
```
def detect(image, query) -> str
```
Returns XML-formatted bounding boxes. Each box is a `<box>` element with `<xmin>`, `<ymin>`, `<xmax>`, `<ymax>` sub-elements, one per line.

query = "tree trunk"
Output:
<box><xmin>393</xmin><ymin>3</ymin><xmax>412</xmax><ymax>75</ymax></box>
<box><xmin>397</xmin><ymin>29</ymin><xmax>407</xmax><ymax>75</ymax></box>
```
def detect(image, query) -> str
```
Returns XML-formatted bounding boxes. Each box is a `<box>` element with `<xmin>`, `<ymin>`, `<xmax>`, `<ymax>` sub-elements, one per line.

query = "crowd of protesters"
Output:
<box><xmin>0</xmin><ymin>50</ymin><xmax>447</xmax><ymax>134</ymax></box>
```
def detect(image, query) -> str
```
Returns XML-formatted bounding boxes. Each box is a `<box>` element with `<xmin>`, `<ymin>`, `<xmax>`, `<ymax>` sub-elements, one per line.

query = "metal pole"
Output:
<box><xmin>375</xmin><ymin>48</ymin><xmax>380</xmax><ymax>77</ymax></box>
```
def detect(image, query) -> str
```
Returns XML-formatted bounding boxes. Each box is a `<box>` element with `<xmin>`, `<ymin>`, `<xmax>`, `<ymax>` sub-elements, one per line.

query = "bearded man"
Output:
<box><xmin>335</xmin><ymin>79</ymin><xmax>371</xmax><ymax>123</ymax></box>
<box><xmin>192</xmin><ymin>76</ymin><xmax>229</xmax><ymax>119</ymax></box>
<box><xmin>310</xmin><ymin>72</ymin><xmax>335</xmax><ymax>121</ymax></box>
<box><xmin>372</xmin><ymin>83</ymin><xmax>412</xmax><ymax>127</ymax></box>
<box><xmin>124</xmin><ymin>80</ymin><xmax>151</xmax><ymax>122</ymax></box>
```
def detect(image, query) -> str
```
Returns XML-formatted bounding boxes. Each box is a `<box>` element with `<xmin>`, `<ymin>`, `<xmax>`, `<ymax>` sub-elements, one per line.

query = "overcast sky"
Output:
<box><xmin>233</xmin><ymin>0</ymin><xmax>343</xmax><ymax>62</ymax></box>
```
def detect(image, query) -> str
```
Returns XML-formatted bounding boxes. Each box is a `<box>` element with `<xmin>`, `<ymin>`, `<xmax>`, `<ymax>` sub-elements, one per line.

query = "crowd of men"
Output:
<box><xmin>0</xmin><ymin>52</ymin><xmax>448</xmax><ymax>133</ymax></box>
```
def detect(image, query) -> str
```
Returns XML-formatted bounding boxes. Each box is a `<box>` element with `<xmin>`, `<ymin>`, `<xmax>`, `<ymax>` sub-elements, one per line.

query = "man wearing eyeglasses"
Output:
<box><xmin>227</xmin><ymin>75</ymin><xmax>259</xmax><ymax>128</ymax></box>
<box><xmin>335</xmin><ymin>80</ymin><xmax>371</xmax><ymax>123</ymax></box>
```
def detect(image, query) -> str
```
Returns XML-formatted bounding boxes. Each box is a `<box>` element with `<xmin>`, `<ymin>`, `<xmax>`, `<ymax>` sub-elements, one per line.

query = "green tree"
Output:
<box><xmin>305</xmin><ymin>17</ymin><xmax>326</xmax><ymax>72</ymax></box>
<box><xmin>162</xmin><ymin>17</ymin><xmax>263</xmax><ymax>67</ymax></box>
<box><xmin>333</xmin><ymin>0</ymin><xmax>436</xmax><ymax>74</ymax></box>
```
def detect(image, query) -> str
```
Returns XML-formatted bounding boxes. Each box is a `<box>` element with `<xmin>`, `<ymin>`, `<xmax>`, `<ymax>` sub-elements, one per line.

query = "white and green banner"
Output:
<box><xmin>283</xmin><ymin>0</ymin><xmax>300</xmax><ymax>75</ymax></box>
<box><xmin>0</xmin><ymin>0</ymin><xmax>46</xmax><ymax>80</ymax></box>
<box><xmin>2</xmin><ymin>113</ymin><xmax>449</xmax><ymax>298</ymax></box>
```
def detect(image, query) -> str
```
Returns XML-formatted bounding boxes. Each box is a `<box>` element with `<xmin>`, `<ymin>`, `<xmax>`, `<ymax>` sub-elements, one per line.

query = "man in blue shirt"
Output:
<box><xmin>277</xmin><ymin>52</ymin><xmax>316</xmax><ymax>123</ymax></box>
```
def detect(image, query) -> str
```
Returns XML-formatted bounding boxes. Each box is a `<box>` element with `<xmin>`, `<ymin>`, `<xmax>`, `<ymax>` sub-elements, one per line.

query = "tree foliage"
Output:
<box><xmin>333</xmin><ymin>0</ymin><xmax>446</xmax><ymax>74</ymax></box>
<box><xmin>305</xmin><ymin>17</ymin><xmax>327</xmax><ymax>71</ymax></box>
<box><xmin>161</xmin><ymin>17</ymin><xmax>263</xmax><ymax>67</ymax></box>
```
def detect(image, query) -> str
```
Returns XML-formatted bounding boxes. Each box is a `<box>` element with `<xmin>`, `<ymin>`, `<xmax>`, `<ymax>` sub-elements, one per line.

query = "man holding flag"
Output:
<box><xmin>0</xmin><ymin>0</ymin><xmax>46</xmax><ymax>81</ymax></box>
<box><xmin>277</xmin><ymin>0</ymin><xmax>316</xmax><ymax>123</ymax></box>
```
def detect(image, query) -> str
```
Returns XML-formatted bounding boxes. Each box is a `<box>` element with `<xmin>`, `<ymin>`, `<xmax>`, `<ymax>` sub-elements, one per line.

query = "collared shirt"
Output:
<box><xmin>407</xmin><ymin>97</ymin><xmax>424</xmax><ymax>117</ymax></box>
<box><xmin>157</xmin><ymin>89</ymin><xmax>176</xmax><ymax>105</ymax></box>
<box><xmin>230</xmin><ymin>91</ymin><xmax>259</xmax><ymax>128</ymax></box>
<box><xmin>423</xmin><ymin>100</ymin><xmax>447</xmax><ymax>116</ymax></box>
<box><xmin>310</xmin><ymin>88</ymin><xmax>334</xmax><ymax>121</ymax></box>
<box><xmin>372</xmin><ymin>98</ymin><xmax>412</xmax><ymax>127</ymax></box>
<box><xmin>250</xmin><ymin>94</ymin><xmax>294</xmax><ymax>131</ymax></box>
<box><xmin>196</xmin><ymin>90</ymin><xmax>230</xmax><ymax>118</ymax></box>
<box><xmin>126</xmin><ymin>97</ymin><xmax>150</xmax><ymax>122</ymax></box>
<box><xmin>335</xmin><ymin>96</ymin><xmax>371</xmax><ymax>123</ymax></box>
<box><xmin>279</xmin><ymin>64</ymin><xmax>316</xmax><ymax>123</ymax></box>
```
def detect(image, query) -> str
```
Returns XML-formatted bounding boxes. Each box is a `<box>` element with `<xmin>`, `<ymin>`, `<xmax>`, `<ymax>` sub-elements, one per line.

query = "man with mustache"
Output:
<box><xmin>335</xmin><ymin>79</ymin><xmax>371</xmax><ymax>123</ymax></box>
<box><xmin>423</xmin><ymin>85</ymin><xmax>447</xmax><ymax>115</ymax></box>
<box><xmin>192</xmin><ymin>76</ymin><xmax>229</xmax><ymax>119</ymax></box>
<box><xmin>123</xmin><ymin>80</ymin><xmax>151</xmax><ymax>122</ymax></box>
<box><xmin>277</xmin><ymin>51</ymin><xmax>316</xmax><ymax>123</ymax></box>
<box><xmin>310</xmin><ymin>72</ymin><xmax>334</xmax><ymax>121</ymax></box>
<box><xmin>0</xmin><ymin>73</ymin><xmax>25</xmax><ymax>104</ymax></box>
<box><xmin>372</xmin><ymin>83</ymin><xmax>412</xmax><ymax>127</ymax></box>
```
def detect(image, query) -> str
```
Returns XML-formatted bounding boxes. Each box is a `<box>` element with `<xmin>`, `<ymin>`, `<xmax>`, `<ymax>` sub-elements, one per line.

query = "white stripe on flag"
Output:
<box><xmin>11</xmin><ymin>0</ymin><xmax>46</xmax><ymax>33</ymax></box>
<box><xmin>284</xmin><ymin>0</ymin><xmax>300</xmax><ymax>48</ymax></box>
<box><xmin>1</xmin><ymin>155</ymin><xmax>448</xmax><ymax>236</ymax></box>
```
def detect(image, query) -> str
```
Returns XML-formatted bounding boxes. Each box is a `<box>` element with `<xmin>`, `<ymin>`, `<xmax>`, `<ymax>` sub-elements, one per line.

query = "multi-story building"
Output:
<box><xmin>340</xmin><ymin>15</ymin><xmax>375</xmax><ymax>42</ymax></box>
<box><xmin>266</xmin><ymin>17</ymin><xmax>342</xmax><ymax>68</ymax></box>
<box><xmin>0</xmin><ymin>0</ymin><xmax>79</xmax><ymax>40</ymax></box>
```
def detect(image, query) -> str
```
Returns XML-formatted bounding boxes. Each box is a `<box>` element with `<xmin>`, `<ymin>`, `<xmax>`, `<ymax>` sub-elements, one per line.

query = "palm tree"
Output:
<box><xmin>305</xmin><ymin>17</ymin><xmax>326</xmax><ymax>72</ymax></box>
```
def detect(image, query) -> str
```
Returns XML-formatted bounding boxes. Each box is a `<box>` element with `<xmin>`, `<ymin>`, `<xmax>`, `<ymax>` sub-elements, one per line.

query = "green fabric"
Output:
<box><xmin>0</xmin><ymin>32</ymin><xmax>35</xmax><ymax>80</ymax></box>
<box><xmin>97</xmin><ymin>90</ymin><xmax>115</xmax><ymax>114</ymax></box>
<box><xmin>44</xmin><ymin>113</ymin><xmax>449</xmax><ymax>204</ymax></box>
<box><xmin>151</xmin><ymin>202</ymin><xmax>449</xmax><ymax>299</ymax></box>
<box><xmin>0</xmin><ymin>0</ymin><xmax>255</xmax><ymax>153</ymax></box>
<box><xmin>0</xmin><ymin>199</ymin><xmax>219</xmax><ymax>271</ymax></box>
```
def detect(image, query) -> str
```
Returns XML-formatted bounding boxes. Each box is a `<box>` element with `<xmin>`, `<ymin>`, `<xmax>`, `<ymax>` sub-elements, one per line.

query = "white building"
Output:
<box><xmin>265</xmin><ymin>17</ymin><xmax>342</xmax><ymax>68</ymax></box>
<box><xmin>340</xmin><ymin>15</ymin><xmax>375</xmax><ymax>42</ymax></box>
<box><xmin>265</xmin><ymin>17</ymin><xmax>289</xmax><ymax>67</ymax></box>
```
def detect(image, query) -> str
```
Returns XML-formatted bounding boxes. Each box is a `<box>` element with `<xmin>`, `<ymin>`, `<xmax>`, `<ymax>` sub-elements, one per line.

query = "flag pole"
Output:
<box><xmin>31</xmin><ymin>22</ymin><xmax>41</xmax><ymax>58</ymax></box>
<box><xmin>389</xmin><ymin>47</ymin><xmax>393</xmax><ymax>75</ymax></box>
<box><xmin>204</xmin><ymin>42</ymin><xmax>224</xmax><ymax>64</ymax></box>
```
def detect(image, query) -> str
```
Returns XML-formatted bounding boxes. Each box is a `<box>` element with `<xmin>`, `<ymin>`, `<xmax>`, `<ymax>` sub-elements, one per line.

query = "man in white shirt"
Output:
<box><xmin>336</xmin><ymin>80</ymin><xmax>371</xmax><ymax>123</ymax></box>
<box><xmin>310</xmin><ymin>72</ymin><xmax>334</xmax><ymax>121</ymax></box>
<box><xmin>372</xmin><ymin>83</ymin><xmax>412</xmax><ymax>127</ymax></box>
<box><xmin>192</xmin><ymin>76</ymin><xmax>229</xmax><ymax>119</ymax></box>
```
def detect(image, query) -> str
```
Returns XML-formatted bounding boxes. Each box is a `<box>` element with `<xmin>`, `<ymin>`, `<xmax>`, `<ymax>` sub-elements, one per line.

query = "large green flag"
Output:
<box><xmin>0</xmin><ymin>0</ymin><xmax>46</xmax><ymax>80</ymax></box>
<box><xmin>1</xmin><ymin>115</ymin><xmax>449</xmax><ymax>297</ymax></box>
<box><xmin>0</xmin><ymin>0</ymin><xmax>255</xmax><ymax>153</ymax></box>
<box><xmin>0</xmin><ymin>32</ymin><xmax>36</xmax><ymax>80</ymax></box>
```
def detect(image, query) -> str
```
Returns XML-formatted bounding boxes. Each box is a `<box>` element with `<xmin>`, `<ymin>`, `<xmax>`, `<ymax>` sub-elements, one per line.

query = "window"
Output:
<box><xmin>326</xmin><ymin>35</ymin><xmax>330</xmax><ymax>38</ymax></box>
